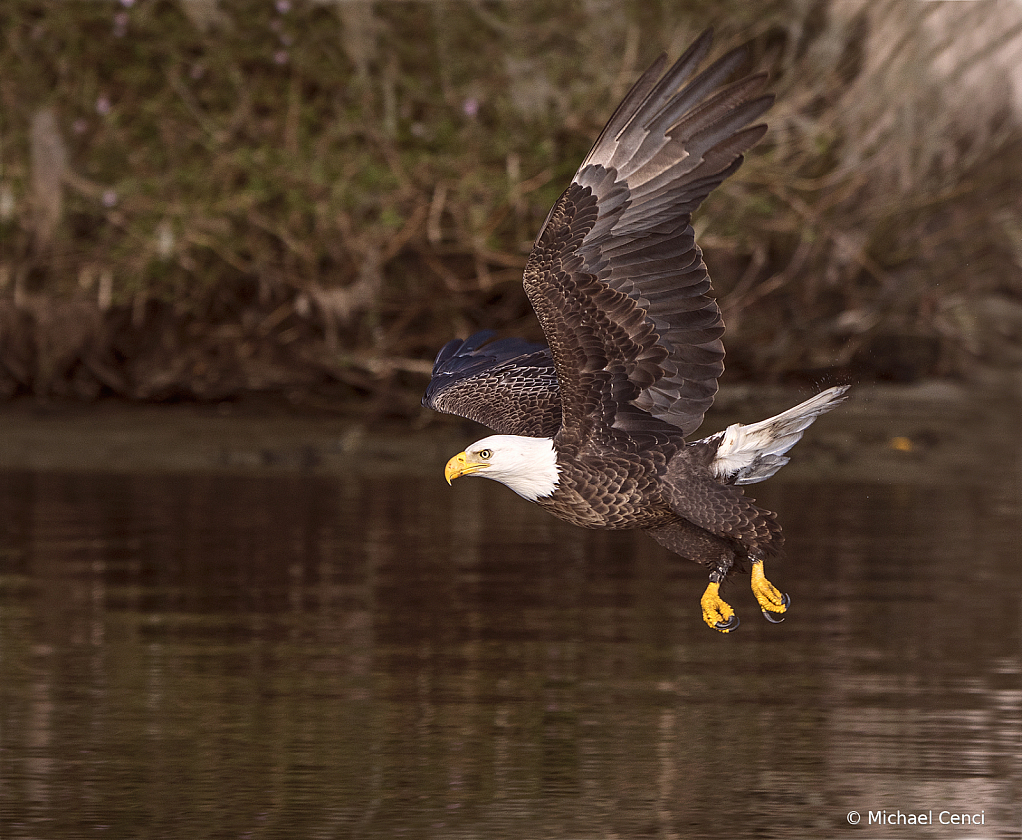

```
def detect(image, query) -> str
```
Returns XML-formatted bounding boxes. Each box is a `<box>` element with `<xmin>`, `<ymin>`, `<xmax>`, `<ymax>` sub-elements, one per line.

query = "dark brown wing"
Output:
<box><xmin>524</xmin><ymin>30</ymin><xmax>772</xmax><ymax>443</ymax></box>
<box><xmin>422</xmin><ymin>331</ymin><xmax>561</xmax><ymax>436</ymax></box>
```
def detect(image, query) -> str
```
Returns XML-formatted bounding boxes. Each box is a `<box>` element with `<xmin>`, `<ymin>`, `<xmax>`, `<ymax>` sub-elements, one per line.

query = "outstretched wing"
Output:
<box><xmin>523</xmin><ymin>30</ymin><xmax>773</xmax><ymax>443</ymax></box>
<box><xmin>422</xmin><ymin>331</ymin><xmax>562</xmax><ymax>437</ymax></box>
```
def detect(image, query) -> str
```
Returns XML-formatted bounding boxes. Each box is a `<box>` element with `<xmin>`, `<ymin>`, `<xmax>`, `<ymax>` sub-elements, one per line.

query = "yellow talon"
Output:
<box><xmin>751</xmin><ymin>561</ymin><xmax>789</xmax><ymax>619</ymax></box>
<box><xmin>701</xmin><ymin>581</ymin><xmax>739</xmax><ymax>632</ymax></box>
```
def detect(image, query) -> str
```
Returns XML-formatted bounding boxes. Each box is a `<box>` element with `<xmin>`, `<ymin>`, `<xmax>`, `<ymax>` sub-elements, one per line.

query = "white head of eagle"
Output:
<box><xmin>445</xmin><ymin>435</ymin><xmax>559</xmax><ymax>501</ymax></box>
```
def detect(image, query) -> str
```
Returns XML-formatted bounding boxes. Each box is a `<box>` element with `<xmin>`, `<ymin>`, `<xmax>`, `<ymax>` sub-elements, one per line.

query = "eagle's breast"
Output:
<box><xmin>536</xmin><ymin>443</ymin><xmax>675</xmax><ymax>530</ymax></box>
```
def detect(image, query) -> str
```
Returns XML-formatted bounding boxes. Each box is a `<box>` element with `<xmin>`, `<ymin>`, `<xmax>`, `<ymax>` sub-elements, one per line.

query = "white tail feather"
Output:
<box><xmin>706</xmin><ymin>386</ymin><xmax>849</xmax><ymax>485</ymax></box>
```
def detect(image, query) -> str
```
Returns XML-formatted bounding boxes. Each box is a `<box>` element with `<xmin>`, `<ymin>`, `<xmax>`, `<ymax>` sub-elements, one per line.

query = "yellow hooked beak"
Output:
<box><xmin>444</xmin><ymin>451</ymin><xmax>488</xmax><ymax>484</ymax></box>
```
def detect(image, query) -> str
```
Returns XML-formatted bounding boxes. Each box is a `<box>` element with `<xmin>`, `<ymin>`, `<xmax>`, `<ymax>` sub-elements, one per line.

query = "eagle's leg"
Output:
<box><xmin>701</xmin><ymin>562</ymin><xmax>739</xmax><ymax>633</ymax></box>
<box><xmin>750</xmin><ymin>558</ymin><xmax>790</xmax><ymax>622</ymax></box>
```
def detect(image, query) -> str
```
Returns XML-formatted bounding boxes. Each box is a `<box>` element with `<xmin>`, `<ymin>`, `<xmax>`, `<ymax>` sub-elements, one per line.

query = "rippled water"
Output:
<box><xmin>1</xmin><ymin>423</ymin><xmax>1020</xmax><ymax>838</ymax></box>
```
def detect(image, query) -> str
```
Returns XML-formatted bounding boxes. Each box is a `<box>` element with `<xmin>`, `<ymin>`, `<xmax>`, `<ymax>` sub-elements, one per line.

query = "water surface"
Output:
<box><xmin>1</xmin><ymin>405</ymin><xmax>1020</xmax><ymax>839</ymax></box>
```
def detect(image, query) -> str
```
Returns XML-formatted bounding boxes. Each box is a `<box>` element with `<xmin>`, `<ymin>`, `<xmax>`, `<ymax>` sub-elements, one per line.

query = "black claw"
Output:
<box><xmin>715</xmin><ymin>614</ymin><xmax>740</xmax><ymax>632</ymax></box>
<box><xmin>761</xmin><ymin>592</ymin><xmax>790</xmax><ymax>624</ymax></box>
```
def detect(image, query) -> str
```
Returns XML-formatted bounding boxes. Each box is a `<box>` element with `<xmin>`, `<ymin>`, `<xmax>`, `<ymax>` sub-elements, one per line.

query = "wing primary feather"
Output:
<box><xmin>610</xmin><ymin>32</ymin><xmax>716</xmax><ymax>143</ymax></box>
<box><xmin>641</xmin><ymin>47</ymin><xmax>756</xmax><ymax>138</ymax></box>
<box><xmin>581</xmin><ymin>30</ymin><xmax>714</xmax><ymax>169</ymax></box>
<box><xmin>523</xmin><ymin>30</ymin><xmax>774</xmax><ymax>440</ymax></box>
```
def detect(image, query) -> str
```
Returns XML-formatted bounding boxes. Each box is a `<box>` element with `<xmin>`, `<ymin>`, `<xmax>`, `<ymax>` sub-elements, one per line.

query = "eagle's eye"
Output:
<box><xmin>478</xmin><ymin>449</ymin><xmax>493</xmax><ymax>460</ymax></box>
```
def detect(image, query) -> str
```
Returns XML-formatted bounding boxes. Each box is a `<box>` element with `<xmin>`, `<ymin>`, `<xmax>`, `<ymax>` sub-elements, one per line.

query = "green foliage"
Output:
<box><xmin>0</xmin><ymin>0</ymin><xmax>1019</xmax><ymax>401</ymax></box>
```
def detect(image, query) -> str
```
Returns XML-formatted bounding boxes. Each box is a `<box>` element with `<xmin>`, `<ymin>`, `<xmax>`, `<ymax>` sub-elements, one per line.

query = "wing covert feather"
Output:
<box><xmin>525</xmin><ymin>31</ymin><xmax>772</xmax><ymax>440</ymax></box>
<box><xmin>423</xmin><ymin>331</ymin><xmax>561</xmax><ymax>437</ymax></box>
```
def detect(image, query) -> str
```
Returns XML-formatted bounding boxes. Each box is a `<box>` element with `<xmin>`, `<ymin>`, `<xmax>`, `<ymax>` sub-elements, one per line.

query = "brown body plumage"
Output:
<box><xmin>536</xmin><ymin>434</ymin><xmax>781</xmax><ymax>574</ymax></box>
<box><xmin>424</xmin><ymin>30</ymin><xmax>847</xmax><ymax>631</ymax></box>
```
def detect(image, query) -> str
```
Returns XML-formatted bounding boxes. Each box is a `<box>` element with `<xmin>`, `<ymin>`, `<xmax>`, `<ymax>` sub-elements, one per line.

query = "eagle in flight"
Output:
<box><xmin>423</xmin><ymin>30</ymin><xmax>847</xmax><ymax>632</ymax></box>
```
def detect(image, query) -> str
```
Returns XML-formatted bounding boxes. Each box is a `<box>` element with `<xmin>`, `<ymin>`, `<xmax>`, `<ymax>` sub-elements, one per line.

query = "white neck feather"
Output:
<box><xmin>471</xmin><ymin>434</ymin><xmax>560</xmax><ymax>501</ymax></box>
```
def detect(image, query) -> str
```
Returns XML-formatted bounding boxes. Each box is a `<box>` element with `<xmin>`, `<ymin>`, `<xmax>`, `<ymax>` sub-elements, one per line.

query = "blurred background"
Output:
<box><xmin>2</xmin><ymin>0</ymin><xmax>1021</xmax><ymax>412</ymax></box>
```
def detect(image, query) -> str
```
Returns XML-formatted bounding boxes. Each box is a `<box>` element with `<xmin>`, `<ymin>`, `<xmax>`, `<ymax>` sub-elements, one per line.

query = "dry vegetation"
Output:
<box><xmin>1</xmin><ymin>0</ymin><xmax>1020</xmax><ymax>410</ymax></box>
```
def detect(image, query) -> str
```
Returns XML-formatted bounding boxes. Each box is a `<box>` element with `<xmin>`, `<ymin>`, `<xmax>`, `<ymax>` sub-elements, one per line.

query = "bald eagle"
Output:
<box><xmin>423</xmin><ymin>30</ymin><xmax>847</xmax><ymax>632</ymax></box>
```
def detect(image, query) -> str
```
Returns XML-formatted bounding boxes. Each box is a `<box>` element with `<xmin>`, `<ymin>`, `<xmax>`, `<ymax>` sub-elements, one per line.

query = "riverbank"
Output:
<box><xmin>0</xmin><ymin>380</ymin><xmax>1014</xmax><ymax>486</ymax></box>
<box><xmin>3</xmin><ymin>3</ymin><xmax>1020</xmax><ymax>402</ymax></box>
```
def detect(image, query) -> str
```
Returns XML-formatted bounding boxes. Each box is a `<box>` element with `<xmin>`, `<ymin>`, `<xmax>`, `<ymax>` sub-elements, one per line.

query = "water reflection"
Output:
<box><xmin>1</xmin><ymin>460</ymin><xmax>1019</xmax><ymax>838</ymax></box>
